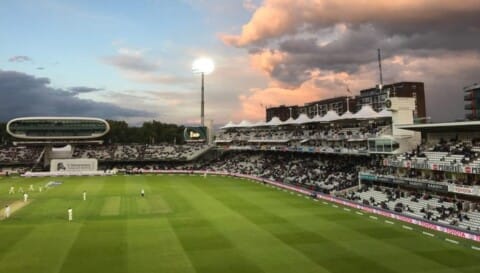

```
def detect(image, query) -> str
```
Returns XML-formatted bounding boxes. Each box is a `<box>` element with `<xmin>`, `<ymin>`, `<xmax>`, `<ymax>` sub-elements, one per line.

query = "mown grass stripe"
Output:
<box><xmin>445</xmin><ymin>238</ymin><xmax>459</xmax><ymax>244</ymax></box>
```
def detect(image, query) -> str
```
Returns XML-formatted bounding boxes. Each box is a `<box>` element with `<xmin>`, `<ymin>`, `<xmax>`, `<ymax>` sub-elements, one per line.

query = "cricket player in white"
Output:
<box><xmin>39</xmin><ymin>186</ymin><xmax>42</xmax><ymax>192</ymax></box>
<box><xmin>9</xmin><ymin>186</ymin><xmax>14</xmax><ymax>194</ymax></box>
<box><xmin>83</xmin><ymin>191</ymin><xmax>87</xmax><ymax>201</ymax></box>
<box><xmin>4</xmin><ymin>205</ymin><xmax>10</xmax><ymax>219</ymax></box>
<box><xmin>141</xmin><ymin>188</ymin><xmax>145</xmax><ymax>197</ymax></box>
<box><xmin>204</xmin><ymin>171</ymin><xmax>207</xmax><ymax>179</ymax></box>
<box><xmin>23</xmin><ymin>192</ymin><xmax>28</xmax><ymax>203</ymax></box>
<box><xmin>68</xmin><ymin>208</ymin><xmax>73</xmax><ymax>221</ymax></box>
<box><xmin>29</xmin><ymin>184</ymin><xmax>34</xmax><ymax>191</ymax></box>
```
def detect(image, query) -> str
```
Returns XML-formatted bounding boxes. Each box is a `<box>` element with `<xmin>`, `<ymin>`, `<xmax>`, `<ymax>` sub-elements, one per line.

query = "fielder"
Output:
<box><xmin>68</xmin><ymin>208</ymin><xmax>73</xmax><ymax>222</ymax></box>
<box><xmin>141</xmin><ymin>188</ymin><xmax>145</xmax><ymax>197</ymax></box>
<box><xmin>4</xmin><ymin>205</ymin><xmax>10</xmax><ymax>219</ymax></box>
<box><xmin>83</xmin><ymin>191</ymin><xmax>87</xmax><ymax>201</ymax></box>
<box><xmin>29</xmin><ymin>184</ymin><xmax>34</xmax><ymax>191</ymax></box>
<box><xmin>39</xmin><ymin>186</ymin><xmax>42</xmax><ymax>192</ymax></box>
<box><xmin>23</xmin><ymin>192</ymin><xmax>28</xmax><ymax>203</ymax></box>
<box><xmin>204</xmin><ymin>171</ymin><xmax>207</xmax><ymax>179</ymax></box>
<box><xmin>9</xmin><ymin>186</ymin><xmax>14</xmax><ymax>195</ymax></box>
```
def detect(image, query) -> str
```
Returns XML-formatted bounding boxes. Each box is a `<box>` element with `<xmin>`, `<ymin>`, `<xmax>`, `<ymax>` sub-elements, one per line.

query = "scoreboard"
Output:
<box><xmin>184</xmin><ymin>126</ymin><xmax>208</xmax><ymax>142</ymax></box>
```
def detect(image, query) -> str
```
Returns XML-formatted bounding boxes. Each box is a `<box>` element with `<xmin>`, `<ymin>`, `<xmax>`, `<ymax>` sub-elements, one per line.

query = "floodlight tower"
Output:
<box><xmin>192</xmin><ymin>57</ymin><xmax>215</xmax><ymax>126</ymax></box>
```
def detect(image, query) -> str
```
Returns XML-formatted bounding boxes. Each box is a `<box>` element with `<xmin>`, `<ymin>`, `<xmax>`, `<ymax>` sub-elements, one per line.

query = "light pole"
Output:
<box><xmin>192</xmin><ymin>57</ymin><xmax>214</xmax><ymax>126</ymax></box>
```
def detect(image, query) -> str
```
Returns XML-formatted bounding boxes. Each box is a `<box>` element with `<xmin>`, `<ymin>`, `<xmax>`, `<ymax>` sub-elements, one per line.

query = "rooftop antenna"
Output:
<box><xmin>377</xmin><ymin>48</ymin><xmax>383</xmax><ymax>90</ymax></box>
<box><xmin>345</xmin><ymin>84</ymin><xmax>352</xmax><ymax>112</ymax></box>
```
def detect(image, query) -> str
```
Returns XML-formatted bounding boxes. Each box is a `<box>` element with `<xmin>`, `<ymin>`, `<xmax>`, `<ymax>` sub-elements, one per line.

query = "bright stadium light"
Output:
<box><xmin>192</xmin><ymin>57</ymin><xmax>215</xmax><ymax>75</ymax></box>
<box><xmin>192</xmin><ymin>57</ymin><xmax>215</xmax><ymax>126</ymax></box>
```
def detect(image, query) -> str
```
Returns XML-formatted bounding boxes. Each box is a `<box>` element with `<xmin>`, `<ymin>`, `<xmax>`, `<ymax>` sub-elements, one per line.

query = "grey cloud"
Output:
<box><xmin>261</xmin><ymin>22</ymin><xmax>480</xmax><ymax>85</ymax></box>
<box><xmin>68</xmin><ymin>86</ymin><xmax>104</xmax><ymax>94</ymax></box>
<box><xmin>8</xmin><ymin>56</ymin><xmax>32</xmax><ymax>63</ymax></box>
<box><xmin>0</xmin><ymin>70</ymin><xmax>155</xmax><ymax>122</ymax></box>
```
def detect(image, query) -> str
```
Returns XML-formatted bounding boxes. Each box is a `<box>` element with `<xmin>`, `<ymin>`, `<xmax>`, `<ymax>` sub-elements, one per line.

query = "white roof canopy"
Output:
<box><xmin>221</xmin><ymin>105</ymin><xmax>392</xmax><ymax>129</ymax></box>
<box><xmin>293</xmin><ymin>114</ymin><xmax>312</xmax><ymax>124</ymax></box>
<box><xmin>237</xmin><ymin>120</ymin><xmax>252</xmax><ymax>127</ymax></box>
<box><xmin>321</xmin><ymin>110</ymin><xmax>340</xmax><ymax>122</ymax></box>
<box><xmin>340</xmin><ymin>110</ymin><xmax>354</xmax><ymax>120</ymax></box>
<box><xmin>267</xmin><ymin>117</ymin><xmax>283</xmax><ymax>126</ymax></box>
<box><xmin>282</xmin><ymin>117</ymin><xmax>297</xmax><ymax>125</ymax></box>
<box><xmin>250</xmin><ymin>120</ymin><xmax>267</xmax><ymax>127</ymax></box>
<box><xmin>353</xmin><ymin>105</ymin><xmax>380</xmax><ymax>119</ymax></box>
<box><xmin>378</xmin><ymin>108</ymin><xmax>393</xmax><ymax>118</ymax></box>
<box><xmin>221</xmin><ymin>121</ymin><xmax>236</xmax><ymax>129</ymax></box>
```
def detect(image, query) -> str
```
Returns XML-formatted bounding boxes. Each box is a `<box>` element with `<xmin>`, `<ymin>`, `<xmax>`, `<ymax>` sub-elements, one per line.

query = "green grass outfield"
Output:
<box><xmin>0</xmin><ymin>174</ymin><xmax>479</xmax><ymax>273</ymax></box>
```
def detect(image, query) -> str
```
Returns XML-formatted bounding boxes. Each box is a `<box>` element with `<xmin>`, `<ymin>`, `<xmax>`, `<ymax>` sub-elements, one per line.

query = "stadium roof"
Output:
<box><xmin>266</xmin><ymin>117</ymin><xmax>282</xmax><ymax>126</ymax></box>
<box><xmin>397</xmin><ymin>121</ymin><xmax>480</xmax><ymax>132</ymax></box>
<box><xmin>353</xmin><ymin>105</ymin><xmax>380</xmax><ymax>119</ymax></box>
<box><xmin>339</xmin><ymin>110</ymin><xmax>354</xmax><ymax>120</ymax></box>
<box><xmin>221</xmin><ymin>121</ymin><xmax>236</xmax><ymax>129</ymax></box>
<box><xmin>222</xmin><ymin>105</ymin><xmax>393</xmax><ymax>128</ymax></box>
<box><xmin>378</xmin><ymin>108</ymin><xmax>393</xmax><ymax>118</ymax></box>
<box><xmin>293</xmin><ymin>114</ymin><xmax>311</xmax><ymax>124</ymax></box>
<box><xmin>237</xmin><ymin>120</ymin><xmax>252</xmax><ymax>127</ymax></box>
<box><xmin>321</xmin><ymin>110</ymin><xmax>340</xmax><ymax>122</ymax></box>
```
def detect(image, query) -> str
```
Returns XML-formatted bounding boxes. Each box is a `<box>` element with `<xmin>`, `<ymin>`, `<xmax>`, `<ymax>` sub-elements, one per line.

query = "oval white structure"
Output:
<box><xmin>6</xmin><ymin>117</ymin><xmax>110</xmax><ymax>140</ymax></box>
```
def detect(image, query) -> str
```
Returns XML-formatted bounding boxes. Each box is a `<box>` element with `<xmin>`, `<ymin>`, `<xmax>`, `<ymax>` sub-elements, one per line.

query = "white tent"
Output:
<box><xmin>266</xmin><ymin>117</ymin><xmax>283</xmax><ymax>126</ymax></box>
<box><xmin>294</xmin><ymin>114</ymin><xmax>312</xmax><ymax>124</ymax></box>
<box><xmin>378</xmin><ymin>108</ymin><xmax>392</xmax><ymax>118</ymax></box>
<box><xmin>282</xmin><ymin>117</ymin><xmax>297</xmax><ymax>125</ymax></box>
<box><xmin>321</xmin><ymin>110</ymin><xmax>340</xmax><ymax>122</ymax></box>
<box><xmin>310</xmin><ymin>114</ymin><xmax>324</xmax><ymax>123</ymax></box>
<box><xmin>339</xmin><ymin>110</ymin><xmax>354</xmax><ymax>120</ymax></box>
<box><xmin>250</xmin><ymin>120</ymin><xmax>267</xmax><ymax>127</ymax></box>
<box><xmin>353</xmin><ymin>105</ymin><xmax>380</xmax><ymax>119</ymax></box>
<box><xmin>237</xmin><ymin>120</ymin><xmax>252</xmax><ymax>127</ymax></box>
<box><xmin>221</xmin><ymin>121</ymin><xmax>237</xmax><ymax>129</ymax></box>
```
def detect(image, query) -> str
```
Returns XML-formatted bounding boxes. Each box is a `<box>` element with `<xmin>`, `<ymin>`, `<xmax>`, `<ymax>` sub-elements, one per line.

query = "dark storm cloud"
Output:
<box><xmin>223</xmin><ymin>0</ymin><xmax>480</xmax><ymax>87</ymax></box>
<box><xmin>271</xmin><ymin>24</ymin><xmax>480</xmax><ymax>85</ymax></box>
<box><xmin>8</xmin><ymin>56</ymin><xmax>32</xmax><ymax>63</ymax></box>
<box><xmin>0</xmin><ymin>70</ymin><xmax>155</xmax><ymax>122</ymax></box>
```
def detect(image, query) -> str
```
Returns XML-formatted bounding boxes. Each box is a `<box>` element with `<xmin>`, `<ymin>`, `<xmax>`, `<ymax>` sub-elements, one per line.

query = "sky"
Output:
<box><xmin>1</xmin><ymin>0</ymin><xmax>479</xmax><ymax>125</ymax></box>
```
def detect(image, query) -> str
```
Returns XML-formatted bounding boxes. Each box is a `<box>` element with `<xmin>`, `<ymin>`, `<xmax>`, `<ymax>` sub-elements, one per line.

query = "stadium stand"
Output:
<box><xmin>346</xmin><ymin>185</ymin><xmax>480</xmax><ymax>233</ymax></box>
<box><xmin>0</xmin><ymin>146</ymin><xmax>42</xmax><ymax>164</ymax></box>
<box><xmin>71</xmin><ymin>143</ymin><xmax>212</xmax><ymax>161</ymax></box>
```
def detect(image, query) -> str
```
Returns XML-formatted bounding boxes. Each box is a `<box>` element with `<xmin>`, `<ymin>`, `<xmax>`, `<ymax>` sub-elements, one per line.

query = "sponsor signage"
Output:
<box><xmin>449</xmin><ymin>185</ymin><xmax>477</xmax><ymax>196</ymax></box>
<box><xmin>50</xmin><ymin>159</ymin><xmax>97</xmax><ymax>172</ymax></box>
<box><xmin>383</xmin><ymin>159</ymin><xmax>480</xmax><ymax>174</ymax></box>
<box><xmin>359</xmin><ymin>173</ymin><xmax>452</xmax><ymax>193</ymax></box>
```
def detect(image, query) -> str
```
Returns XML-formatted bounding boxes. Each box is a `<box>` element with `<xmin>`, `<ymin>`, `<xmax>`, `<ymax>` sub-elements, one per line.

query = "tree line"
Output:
<box><xmin>0</xmin><ymin>120</ymin><xmax>186</xmax><ymax>145</ymax></box>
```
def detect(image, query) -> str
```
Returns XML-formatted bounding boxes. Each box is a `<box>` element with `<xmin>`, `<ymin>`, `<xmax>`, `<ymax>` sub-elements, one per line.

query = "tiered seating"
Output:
<box><xmin>351</xmin><ymin>187</ymin><xmax>480</xmax><ymax>232</ymax></box>
<box><xmin>0</xmin><ymin>146</ymin><xmax>42</xmax><ymax>164</ymax></box>
<box><xmin>72</xmin><ymin>144</ymin><xmax>210</xmax><ymax>161</ymax></box>
<box><xmin>204</xmin><ymin>152</ymin><xmax>368</xmax><ymax>193</ymax></box>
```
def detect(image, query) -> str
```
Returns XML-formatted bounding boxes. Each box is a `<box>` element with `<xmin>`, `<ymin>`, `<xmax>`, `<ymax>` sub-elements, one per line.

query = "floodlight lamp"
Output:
<box><xmin>192</xmin><ymin>57</ymin><xmax>215</xmax><ymax>75</ymax></box>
